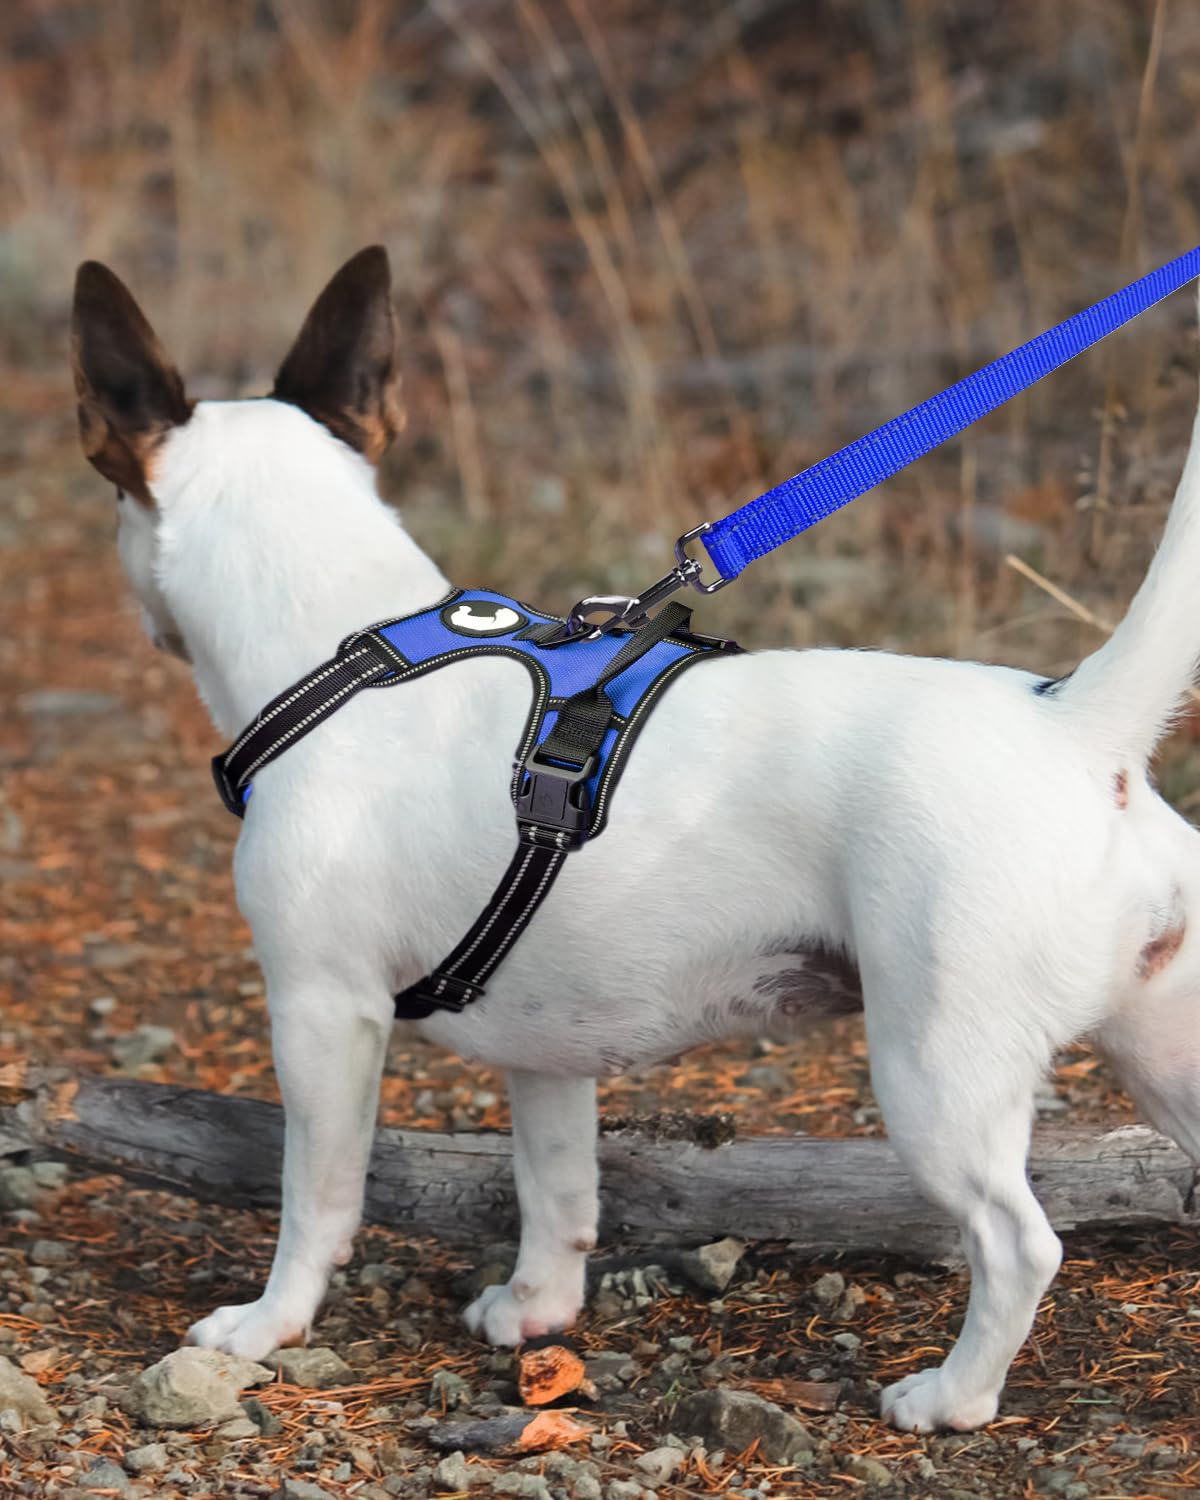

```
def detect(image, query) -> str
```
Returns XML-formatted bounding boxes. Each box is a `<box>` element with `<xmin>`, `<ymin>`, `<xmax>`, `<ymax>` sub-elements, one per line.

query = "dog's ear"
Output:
<box><xmin>272</xmin><ymin>245</ymin><xmax>404</xmax><ymax>464</ymax></box>
<box><xmin>72</xmin><ymin>262</ymin><xmax>191</xmax><ymax>506</ymax></box>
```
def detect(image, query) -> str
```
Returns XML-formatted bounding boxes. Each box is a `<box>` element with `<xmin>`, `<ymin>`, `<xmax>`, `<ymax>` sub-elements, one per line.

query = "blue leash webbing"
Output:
<box><xmin>702</xmin><ymin>245</ymin><xmax>1200</xmax><ymax>582</ymax></box>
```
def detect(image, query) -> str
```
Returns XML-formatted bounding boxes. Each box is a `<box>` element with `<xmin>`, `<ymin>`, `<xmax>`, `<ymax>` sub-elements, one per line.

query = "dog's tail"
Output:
<box><xmin>1048</xmin><ymin>328</ymin><xmax>1200</xmax><ymax>764</ymax></box>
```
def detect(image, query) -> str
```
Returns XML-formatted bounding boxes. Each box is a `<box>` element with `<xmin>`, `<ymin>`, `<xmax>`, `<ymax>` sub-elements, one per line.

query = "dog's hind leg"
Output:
<box><xmin>868</xmin><ymin>994</ymin><xmax>1062</xmax><ymax>1432</ymax></box>
<box><xmin>464</xmin><ymin>1071</ymin><xmax>598</xmax><ymax>1345</ymax></box>
<box><xmin>186</xmin><ymin>985</ymin><xmax>392</xmax><ymax>1359</ymax></box>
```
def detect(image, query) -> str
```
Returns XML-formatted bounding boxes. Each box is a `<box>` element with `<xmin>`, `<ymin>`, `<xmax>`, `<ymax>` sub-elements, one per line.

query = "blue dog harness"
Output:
<box><xmin>214</xmin><ymin>589</ymin><xmax>738</xmax><ymax>1017</ymax></box>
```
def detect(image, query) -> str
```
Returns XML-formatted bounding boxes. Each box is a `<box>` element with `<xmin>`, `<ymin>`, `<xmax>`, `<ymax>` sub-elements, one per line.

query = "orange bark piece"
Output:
<box><xmin>518</xmin><ymin>1344</ymin><xmax>588</xmax><ymax>1407</ymax></box>
<box><xmin>517</xmin><ymin>1410</ymin><xmax>592</xmax><ymax>1452</ymax></box>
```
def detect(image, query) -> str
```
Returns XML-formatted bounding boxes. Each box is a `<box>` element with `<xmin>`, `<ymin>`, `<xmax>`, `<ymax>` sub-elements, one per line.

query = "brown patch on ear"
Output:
<box><xmin>271</xmin><ymin>245</ymin><xmax>404</xmax><ymax>463</ymax></box>
<box><xmin>72</xmin><ymin>262</ymin><xmax>191</xmax><ymax>506</ymax></box>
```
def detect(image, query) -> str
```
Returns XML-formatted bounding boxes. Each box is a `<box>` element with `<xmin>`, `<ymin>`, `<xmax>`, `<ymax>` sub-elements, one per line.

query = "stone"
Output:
<box><xmin>604</xmin><ymin>1482</ymin><xmax>642</xmax><ymax>1500</ymax></box>
<box><xmin>30</xmin><ymin>1239</ymin><xmax>70</xmax><ymax>1265</ymax></box>
<box><xmin>216</xmin><ymin>1415</ymin><xmax>261</xmax><ymax>1438</ymax></box>
<box><xmin>812</xmin><ymin>1272</ymin><xmax>845</xmax><ymax>1308</ymax></box>
<box><xmin>434</xmin><ymin>1450</ymin><xmax>476</xmax><ymax>1490</ymax></box>
<box><xmin>574</xmin><ymin>1479</ymin><xmax>602</xmax><ymax>1500</ymax></box>
<box><xmin>0</xmin><ymin>1166</ymin><xmax>40</xmax><ymax>1210</ymax></box>
<box><xmin>84</xmin><ymin>1458</ymin><xmax>130</xmax><ymax>1491</ymax></box>
<box><xmin>31</xmin><ymin>1161</ymin><xmax>69</xmax><ymax>1190</ymax></box>
<box><xmin>832</xmin><ymin>1332</ymin><xmax>861</xmax><ymax>1352</ymax></box>
<box><xmin>111</xmin><ymin>1024</ymin><xmax>176</xmax><ymax>1072</ymax></box>
<box><xmin>846</xmin><ymin>1454</ymin><xmax>892</xmax><ymax>1487</ymax></box>
<box><xmin>242</xmin><ymin>1395</ymin><xmax>284</xmax><ymax>1435</ymax></box>
<box><xmin>274</xmin><ymin>1482</ymin><xmax>336</xmax><ymax>1500</ymax></box>
<box><xmin>675</xmin><ymin>1389</ymin><xmax>813</xmax><ymax>1465</ymax></box>
<box><xmin>122</xmin><ymin>1347</ymin><xmax>273</xmax><ymax>1427</ymax></box>
<box><xmin>677</xmin><ymin>1238</ymin><xmax>746</xmax><ymax>1295</ymax></box>
<box><xmin>0</xmin><ymin>1354</ymin><xmax>57</xmax><ymax>1428</ymax></box>
<box><xmin>124</xmin><ymin>1442</ymin><xmax>169</xmax><ymax>1474</ymax></box>
<box><xmin>491</xmin><ymin>1475</ymin><xmax>553</xmax><ymax>1499</ymax></box>
<box><xmin>635</xmin><ymin>1447</ymin><xmax>684</xmax><ymax>1484</ymax></box>
<box><xmin>430</xmin><ymin>1368</ymin><xmax>472</xmax><ymax>1410</ymax></box>
<box><xmin>268</xmin><ymin>1346</ymin><xmax>352</xmax><ymax>1388</ymax></box>
<box><xmin>20</xmin><ymin>689</ymin><xmax>118</xmax><ymax>717</ymax></box>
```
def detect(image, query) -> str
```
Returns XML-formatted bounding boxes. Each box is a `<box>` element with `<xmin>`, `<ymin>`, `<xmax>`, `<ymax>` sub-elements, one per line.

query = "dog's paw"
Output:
<box><xmin>185</xmin><ymin>1299</ymin><xmax>308</xmax><ymax>1362</ymax></box>
<box><xmin>463</xmin><ymin>1277</ymin><xmax>584</xmax><ymax>1347</ymax></box>
<box><xmin>881</xmin><ymin>1367</ymin><xmax>999</xmax><ymax>1433</ymax></box>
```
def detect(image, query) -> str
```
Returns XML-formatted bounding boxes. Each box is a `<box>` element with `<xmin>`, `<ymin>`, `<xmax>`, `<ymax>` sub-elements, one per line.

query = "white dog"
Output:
<box><xmin>71</xmin><ymin>247</ymin><xmax>1200</xmax><ymax>1433</ymax></box>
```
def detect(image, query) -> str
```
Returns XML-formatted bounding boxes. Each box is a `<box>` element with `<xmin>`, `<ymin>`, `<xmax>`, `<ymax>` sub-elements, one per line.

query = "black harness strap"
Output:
<box><xmin>393</xmin><ymin>602</ymin><xmax>692</xmax><ymax>1019</ymax></box>
<box><xmin>212</xmin><ymin>632</ymin><xmax>404</xmax><ymax>817</ymax></box>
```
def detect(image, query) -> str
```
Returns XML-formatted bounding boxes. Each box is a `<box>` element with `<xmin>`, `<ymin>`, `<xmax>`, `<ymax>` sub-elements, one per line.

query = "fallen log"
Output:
<box><xmin>3</xmin><ymin>1069</ymin><xmax>1197</xmax><ymax>1258</ymax></box>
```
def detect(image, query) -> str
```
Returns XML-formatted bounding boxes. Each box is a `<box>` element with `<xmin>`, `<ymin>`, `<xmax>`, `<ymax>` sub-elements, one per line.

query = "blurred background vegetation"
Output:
<box><xmin>4</xmin><ymin>0</ymin><xmax>1200</xmax><ymax>784</ymax></box>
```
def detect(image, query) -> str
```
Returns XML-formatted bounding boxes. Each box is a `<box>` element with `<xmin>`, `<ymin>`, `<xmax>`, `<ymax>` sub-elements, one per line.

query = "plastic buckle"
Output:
<box><xmin>393</xmin><ymin>973</ymin><xmax>483</xmax><ymax>1019</ymax></box>
<box><xmin>515</xmin><ymin>750</ymin><xmax>596</xmax><ymax>848</ymax></box>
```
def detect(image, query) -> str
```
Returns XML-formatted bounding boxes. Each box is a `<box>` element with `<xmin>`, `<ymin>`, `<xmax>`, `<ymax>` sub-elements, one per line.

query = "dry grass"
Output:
<box><xmin>4</xmin><ymin>1</ymin><xmax>1200</xmax><ymax>684</ymax></box>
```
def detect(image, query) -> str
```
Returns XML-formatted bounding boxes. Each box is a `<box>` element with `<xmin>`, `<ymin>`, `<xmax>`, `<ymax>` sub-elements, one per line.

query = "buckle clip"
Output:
<box><xmin>541</xmin><ymin>523</ymin><xmax>732</xmax><ymax>646</ymax></box>
<box><xmin>515</xmin><ymin>750</ymin><xmax>596</xmax><ymax>848</ymax></box>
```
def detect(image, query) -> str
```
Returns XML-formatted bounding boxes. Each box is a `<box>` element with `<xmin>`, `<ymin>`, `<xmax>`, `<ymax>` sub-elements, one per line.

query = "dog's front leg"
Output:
<box><xmin>465</xmin><ymin>1071</ymin><xmax>598</xmax><ymax>1345</ymax></box>
<box><xmin>186</xmin><ymin>988</ymin><xmax>391</xmax><ymax>1360</ymax></box>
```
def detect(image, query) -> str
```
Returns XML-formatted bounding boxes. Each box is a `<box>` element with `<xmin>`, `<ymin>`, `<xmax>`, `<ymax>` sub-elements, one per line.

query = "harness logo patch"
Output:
<box><xmin>441</xmin><ymin>600</ymin><xmax>529</xmax><ymax>637</ymax></box>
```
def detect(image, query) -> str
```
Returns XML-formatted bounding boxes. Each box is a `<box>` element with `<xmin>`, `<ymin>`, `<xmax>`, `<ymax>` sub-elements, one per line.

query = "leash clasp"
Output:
<box><xmin>545</xmin><ymin>523</ymin><xmax>731</xmax><ymax>646</ymax></box>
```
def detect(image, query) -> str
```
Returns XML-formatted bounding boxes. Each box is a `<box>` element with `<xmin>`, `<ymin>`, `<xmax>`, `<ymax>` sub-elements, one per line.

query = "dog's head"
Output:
<box><xmin>70</xmin><ymin>247</ymin><xmax>405</xmax><ymax>660</ymax></box>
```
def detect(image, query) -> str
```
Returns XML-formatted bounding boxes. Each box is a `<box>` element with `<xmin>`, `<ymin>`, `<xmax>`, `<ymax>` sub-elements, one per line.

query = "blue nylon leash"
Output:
<box><xmin>702</xmin><ymin>243</ymin><xmax>1200</xmax><ymax>581</ymax></box>
<box><xmin>551</xmin><ymin>244</ymin><xmax>1200</xmax><ymax>643</ymax></box>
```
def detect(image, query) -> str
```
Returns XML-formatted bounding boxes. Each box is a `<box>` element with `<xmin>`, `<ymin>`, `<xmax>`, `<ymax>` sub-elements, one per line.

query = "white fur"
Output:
<box><xmin>123</xmin><ymin>389</ymin><xmax>1200</xmax><ymax>1433</ymax></box>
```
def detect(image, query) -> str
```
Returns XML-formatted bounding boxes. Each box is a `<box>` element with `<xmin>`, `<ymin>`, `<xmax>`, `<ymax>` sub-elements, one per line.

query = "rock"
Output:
<box><xmin>0</xmin><ymin>1166</ymin><xmax>40</xmax><ymax>1210</ymax></box>
<box><xmin>31</xmin><ymin>1161</ymin><xmax>69</xmax><ymax>1190</ymax></box>
<box><xmin>124</xmin><ymin>1442</ymin><xmax>169</xmax><ymax>1474</ymax></box>
<box><xmin>574</xmin><ymin>1479</ymin><xmax>602</xmax><ymax>1500</ymax></box>
<box><xmin>635</xmin><ymin>1447</ymin><xmax>684</xmax><ymax>1484</ymax></box>
<box><xmin>677</xmin><ymin>1238</ymin><xmax>746</xmax><ymax>1295</ymax></box>
<box><xmin>216</xmin><ymin>1415</ymin><xmax>261</xmax><ymax>1438</ymax></box>
<box><xmin>1063</xmin><ymin>1485</ymin><xmax>1090</xmax><ymax>1500</ymax></box>
<box><xmin>675</xmin><ymin>1389</ymin><xmax>813</xmax><ymax>1464</ymax></box>
<box><xmin>242</xmin><ymin>1395</ymin><xmax>284</xmax><ymax>1435</ymax></box>
<box><xmin>812</xmin><ymin>1272</ymin><xmax>845</xmax><ymax>1309</ymax></box>
<box><xmin>30</xmin><ymin>1239</ymin><xmax>70</xmax><ymax>1265</ymax></box>
<box><xmin>0</xmin><ymin>1354</ymin><xmax>58</xmax><ymax>1429</ymax></box>
<box><xmin>274</xmin><ymin>1481</ymin><xmax>336</xmax><ymax>1500</ymax></box>
<box><xmin>832</xmin><ymin>1332</ymin><xmax>861</xmax><ymax>1352</ymax></box>
<box><xmin>111</xmin><ymin>1024</ymin><xmax>176</xmax><ymax>1072</ymax></box>
<box><xmin>122</xmin><ymin>1347</ymin><xmax>273</xmax><ymax>1427</ymax></box>
<box><xmin>605</xmin><ymin>1482</ymin><xmax>643</xmax><ymax>1500</ymax></box>
<box><xmin>433</xmin><ymin>1450</ymin><xmax>478</xmax><ymax>1490</ymax></box>
<box><xmin>584</xmin><ymin>1352</ymin><xmax>639</xmax><ymax>1391</ymax></box>
<box><xmin>84</xmin><ymin>1458</ymin><xmax>130</xmax><ymax>1491</ymax></box>
<box><xmin>268</xmin><ymin>1346</ymin><xmax>352</xmax><ymax>1388</ymax></box>
<box><xmin>20</xmin><ymin>689</ymin><xmax>118</xmax><ymax>717</ymax></box>
<box><xmin>492</xmin><ymin>1476</ymin><xmax>554</xmax><ymax>1499</ymax></box>
<box><xmin>846</xmin><ymin>1454</ymin><xmax>892</xmax><ymax>1487</ymax></box>
<box><xmin>430</xmin><ymin>1368</ymin><xmax>473</xmax><ymax>1411</ymax></box>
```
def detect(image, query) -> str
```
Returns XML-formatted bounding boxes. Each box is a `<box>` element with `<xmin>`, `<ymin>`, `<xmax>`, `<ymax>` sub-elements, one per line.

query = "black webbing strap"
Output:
<box><xmin>212</xmin><ymin>632</ymin><xmax>403</xmax><ymax>817</ymax></box>
<box><xmin>394</xmin><ymin>602</ymin><xmax>693</xmax><ymax>1019</ymax></box>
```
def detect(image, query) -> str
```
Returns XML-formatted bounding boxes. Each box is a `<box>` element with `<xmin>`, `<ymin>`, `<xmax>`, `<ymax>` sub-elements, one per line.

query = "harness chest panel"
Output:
<box><xmin>214</xmin><ymin>588</ymin><xmax>739</xmax><ymax>1017</ymax></box>
<box><xmin>365</xmin><ymin>589</ymin><xmax>736</xmax><ymax>839</ymax></box>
